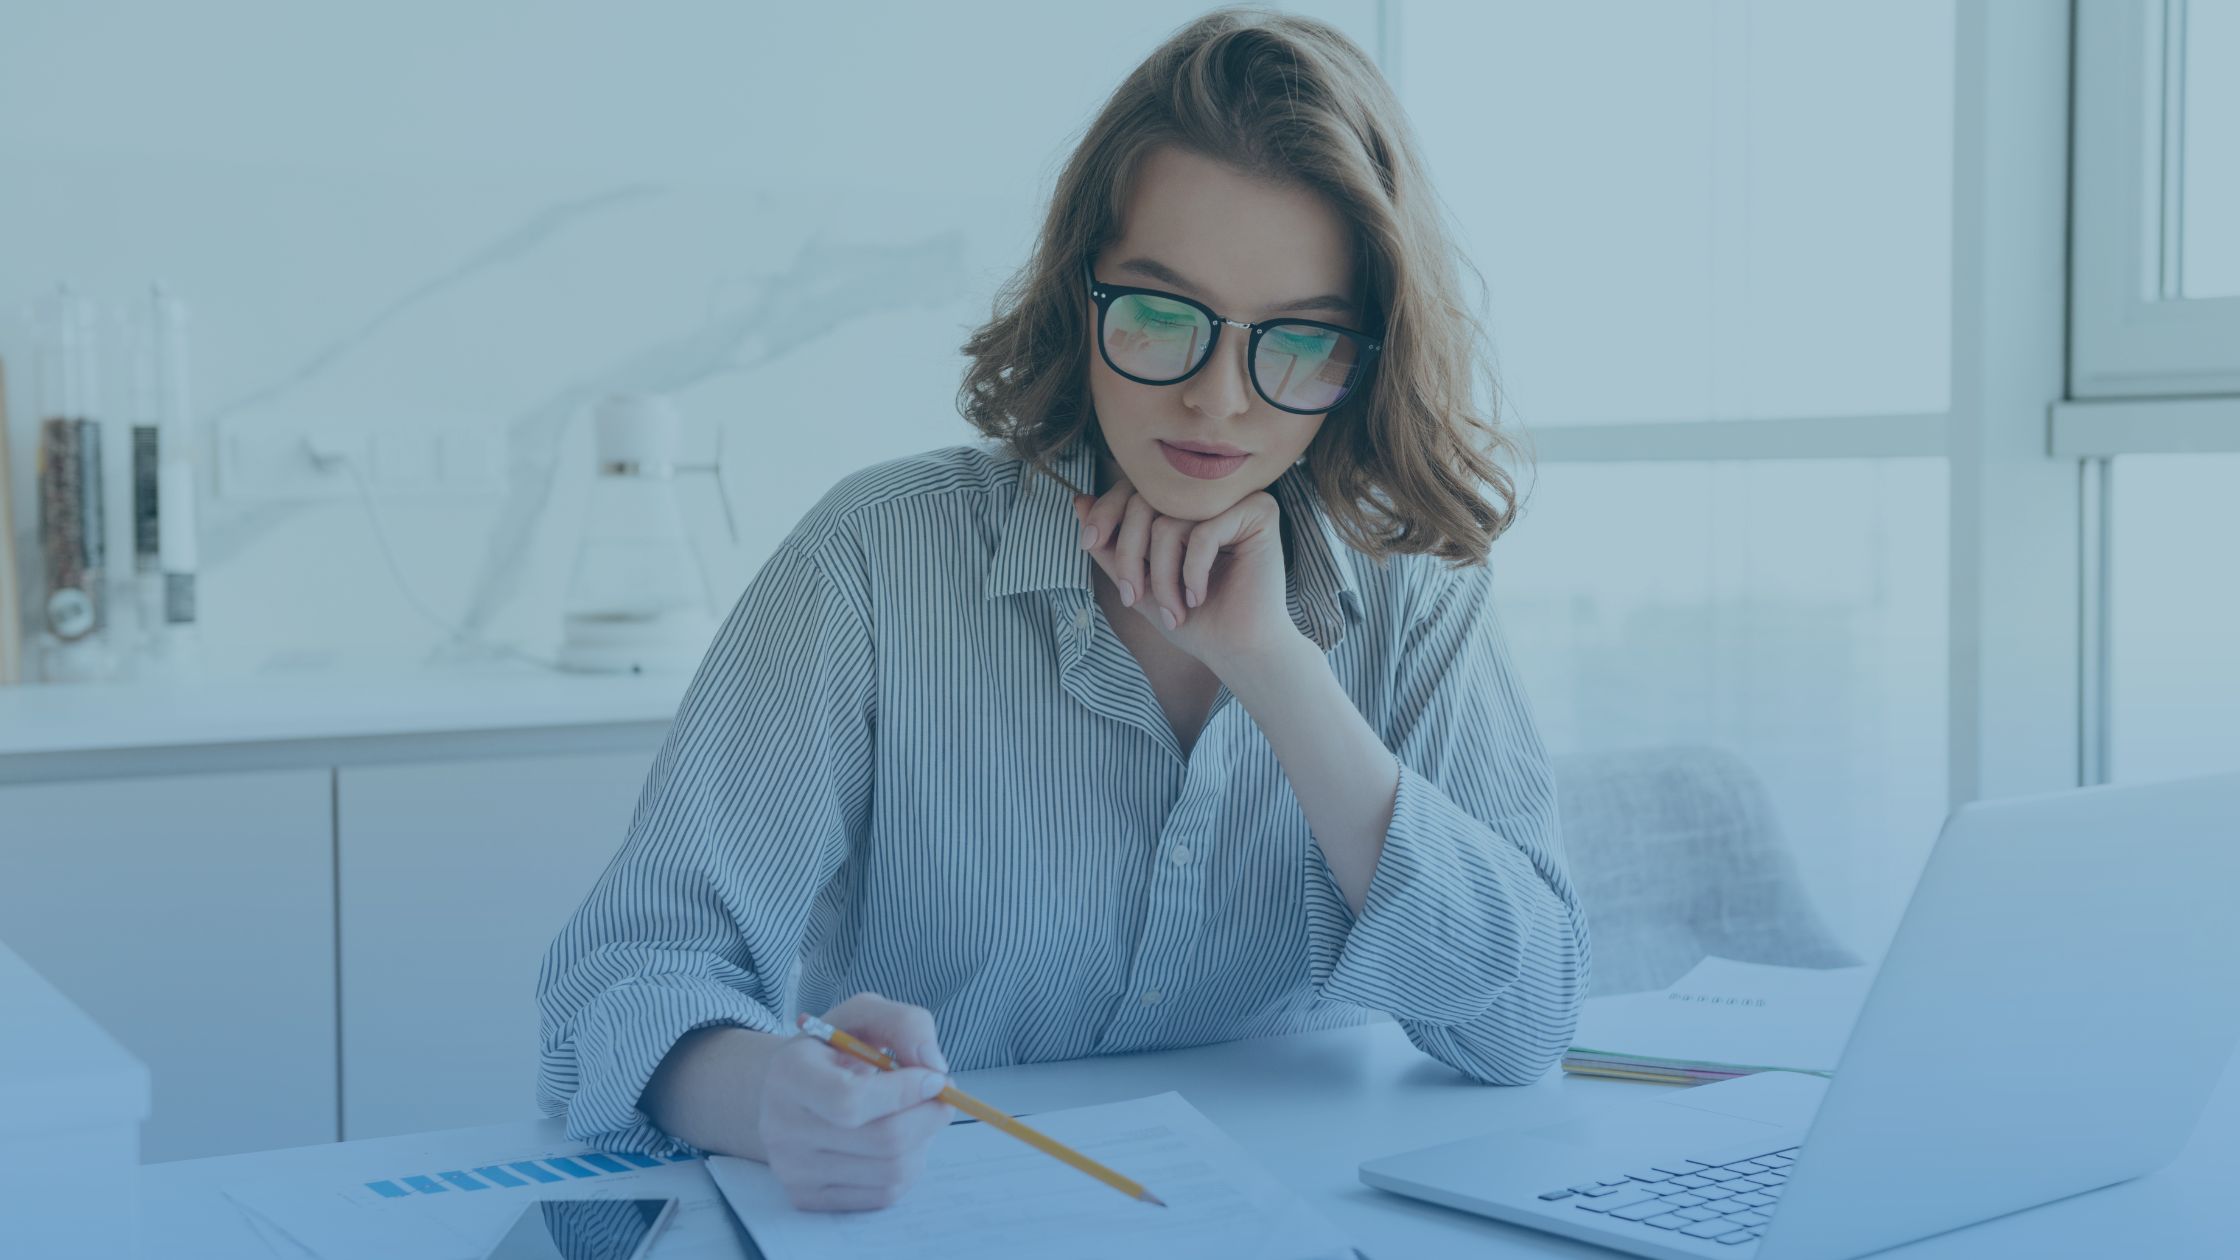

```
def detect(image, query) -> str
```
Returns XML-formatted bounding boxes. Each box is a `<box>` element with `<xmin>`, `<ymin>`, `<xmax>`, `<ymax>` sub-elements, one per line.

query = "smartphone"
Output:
<box><xmin>480</xmin><ymin>1198</ymin><xmax>679</xmax><ymax>1260</ymax></box>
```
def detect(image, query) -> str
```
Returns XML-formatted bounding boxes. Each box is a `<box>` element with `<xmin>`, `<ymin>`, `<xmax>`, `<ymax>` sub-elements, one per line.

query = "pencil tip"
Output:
<box><xmin>1145</xmin><ymin>1193</ymin><xmax>1167</xmax><ymax>1208</ymax></box>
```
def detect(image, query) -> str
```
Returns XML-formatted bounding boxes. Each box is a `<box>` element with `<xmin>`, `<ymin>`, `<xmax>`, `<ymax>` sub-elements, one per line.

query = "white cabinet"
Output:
<box><xmin>338</xmin><ymin>750</ymin><xmax>655</xmax><ymax>1139</ymax></box>
<box><xmin>0</xmin><ymin>769</ymin><xmax>335</xmax><ymax>1161</ymax></box>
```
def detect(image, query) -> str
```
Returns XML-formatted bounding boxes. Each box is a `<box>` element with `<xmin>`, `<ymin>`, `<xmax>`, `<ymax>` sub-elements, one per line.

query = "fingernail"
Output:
<box><xmin>1186</xmin><ymin>587</ymin><xmax>1199</xmax><ymax>608</ymax></box>
<box><xmin>921</xmin><ymin>1073</ymin><xmax>948</xmax><ymax>1099</ymax></box>
<box><xmin>1119</xmin><ymin>581</ymin><xmax>1134</xmax><ymax>606</ymax></box>
<box><xmin>1079</xmin><ymin>523</ymin><xmax>1094</xmax><ymax>549</ymax></box>
<box><xmin>1161</xmin><ymin>606</ymin><xmax>1177</xmax><ymax>630</ymax></box>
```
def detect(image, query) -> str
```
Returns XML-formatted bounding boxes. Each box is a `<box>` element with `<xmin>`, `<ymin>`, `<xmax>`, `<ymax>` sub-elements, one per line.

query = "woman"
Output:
<box><xmin>536</xmin><ymin>6</ymin><xmax>1589</xmax><ymax>1212</ymax></box>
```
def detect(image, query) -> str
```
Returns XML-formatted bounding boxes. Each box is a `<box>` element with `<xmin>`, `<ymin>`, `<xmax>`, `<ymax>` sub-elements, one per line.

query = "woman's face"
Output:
<box><xmin>1086</xmin><ymin>145</ymin><xmax>1360</xmax><ymax>521</ymax></box>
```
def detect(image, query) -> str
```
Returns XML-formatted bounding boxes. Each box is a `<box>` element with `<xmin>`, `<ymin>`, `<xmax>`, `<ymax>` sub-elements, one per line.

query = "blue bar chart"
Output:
<box><xmin>361</xmin><ymin>1149</ymin><xmax>695</xmax><ymax>1200</ymax></box>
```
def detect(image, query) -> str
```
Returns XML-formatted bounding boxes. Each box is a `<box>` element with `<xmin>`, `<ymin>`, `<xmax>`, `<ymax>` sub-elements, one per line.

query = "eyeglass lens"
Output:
<box><xmin>1102</xmin><ymin>292</ymin><xmax>1366</xmax><ymax>412</ymax></box>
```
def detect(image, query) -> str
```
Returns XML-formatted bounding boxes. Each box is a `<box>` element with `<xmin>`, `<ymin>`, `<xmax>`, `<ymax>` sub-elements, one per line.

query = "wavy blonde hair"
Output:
<box><xmin>957</xmin><ymin>5</ymin><xmax>1526</xmax><ymax>567</ymax></box>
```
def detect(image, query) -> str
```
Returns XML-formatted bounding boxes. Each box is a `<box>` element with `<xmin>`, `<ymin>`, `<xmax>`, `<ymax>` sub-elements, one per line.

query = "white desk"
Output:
<box><xmin>143</xmin><ymin>1018</ymin><xmax>2237</xmax><ymax>1259</ymax></box>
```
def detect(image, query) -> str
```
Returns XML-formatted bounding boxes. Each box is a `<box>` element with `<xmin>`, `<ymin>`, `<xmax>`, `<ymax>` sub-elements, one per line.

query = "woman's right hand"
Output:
<box><xmin>755</xmin><ymin>992</ymin><xmax>955</xmax><ymax>1211</ymax></box>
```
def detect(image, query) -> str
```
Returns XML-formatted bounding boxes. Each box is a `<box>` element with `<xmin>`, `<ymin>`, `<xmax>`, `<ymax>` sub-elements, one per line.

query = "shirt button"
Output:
<box><xmin>1140</xmin><ymin>989</ymin><xmax>1162</xmax><ymax>1006</ymax></box>
<box><xmin>1073</xmin><ymin>607</ymin><xmax>1090</xmax><ymax>631</ymax></box>
<box><xmin>1169</xmin><ymin>845</ymin><xmax>1192</xmax><ymax>866</ymax></box>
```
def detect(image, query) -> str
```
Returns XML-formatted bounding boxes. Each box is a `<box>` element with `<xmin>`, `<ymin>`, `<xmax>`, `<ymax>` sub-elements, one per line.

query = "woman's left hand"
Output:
<box><xmin>1074</xmin><ymin>474</ymin><xmax>1298</xmax><ymax>675</ymax></box>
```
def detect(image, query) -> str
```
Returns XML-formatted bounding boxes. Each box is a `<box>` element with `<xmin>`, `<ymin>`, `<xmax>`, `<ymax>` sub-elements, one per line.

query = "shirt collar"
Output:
<box><xmin>985</xmin><ymin>437</ymin><xmax>1362</xmax><ymax>652</ymax></box>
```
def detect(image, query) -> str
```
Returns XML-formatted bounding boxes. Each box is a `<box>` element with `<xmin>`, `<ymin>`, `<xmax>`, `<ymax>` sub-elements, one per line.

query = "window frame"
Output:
<box><xmin>1380</xmin><ymin>0</ymin><xmax>2083</xmax><ymax>820</ymax></box>
<box><xmin>2068</xmin><ymin>0</ymin><xmax>2240</xmax><ymax>402</ymax></box>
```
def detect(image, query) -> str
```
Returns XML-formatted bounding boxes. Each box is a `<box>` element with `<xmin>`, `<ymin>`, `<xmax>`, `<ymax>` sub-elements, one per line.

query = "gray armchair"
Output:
<box><xmin>1552</xmin><ymin>745</ymin><xmax>1864</xmax><ymax>997</ymax></box>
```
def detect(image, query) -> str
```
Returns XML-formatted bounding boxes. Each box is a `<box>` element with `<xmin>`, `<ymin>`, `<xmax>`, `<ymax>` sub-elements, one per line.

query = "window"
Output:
<box><xmin>1494</xmin><ymin>459</ymin><xmax>1949</xmax><ymax>954</ymax></box>
<box><xmin>1402</xmin><ymin>1</ymin><xmax>1954</xmax><ymax>427</ymax></box>
<box><xmin>2178</xmin><ymin>0</ymin><xmax>2240</xmax><ymax>298</ymax></box>
<box><xmin>2070</xmin><ymin>0</ymin><xmax>2240</xmax><ymax>397</ymax></box>
<box><xmin>1396</xmin><ymin>0</ymin><xmax>1971</xmax><ymax>963</ymax></box>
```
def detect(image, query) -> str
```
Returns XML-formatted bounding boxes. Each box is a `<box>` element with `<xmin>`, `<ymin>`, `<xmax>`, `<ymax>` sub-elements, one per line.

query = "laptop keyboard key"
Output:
<box><xmin>1715</xmin><ymin>1229</ymin><xmax>1757</xmax><ymax>1245</ymax></box>
<box><xmin>1733</xmin><ymin>1192</ymin><xmax>1776</xmax><ymax>1209</ymax></box>
<box><xmin>1538</xmin><ymin>1189</ymin><xmax>1574</xmax><ymax>1201</ymax></box>
<box><xmin>1676</xmin><ymin>1207</ymin><xmax>1722</xmax><ymax>1222</ymax></box>
<box><xmin>1663</xmin><ymin>1194</ymin><xmax>1708</xmax><ymax>1209</ymax></box>
<box><xmin>1682</xmin><ymin>1220</ymin><xmax>1740</xmax><ymax>1238</ymax></box>
<box><xmin>1698</xmin><ymin>1168</ymin><xmax>1741</xmax><ymax>1182</ymax></box>
<box><xmin>1627</xmin><ymin>1169</ymin><xmax>1674</xmax><ymax>1183</ymax></box>
<box><xmin>1671</xmin><ymin>1175</ymin><xmax>1713</xmax><ymax>1189</ymax></box>
<box><xmin>1730</xmin><ymin>1211</ymin><xmax>1772</xmax><ymax>1227</ymax></box>
<box><xmin>1641</xmin><ymin>1213</ymin><xmax>1692</xmax><ymax>1230</ymax></box>
<box><xmin>1578</xmin><ymin>1192</ymin><xmax>1661</xmax><ymax>1214</ymax></box>
<box><xmin>1612</xmin><ymin>1201</ymin><xmax>1670</xmax><ymax>1222</ymax></box>
<box><xmin>1650</xmin><ymin>1162</ymin><xmax>1698</xmax><ymax>1176</ymax></box>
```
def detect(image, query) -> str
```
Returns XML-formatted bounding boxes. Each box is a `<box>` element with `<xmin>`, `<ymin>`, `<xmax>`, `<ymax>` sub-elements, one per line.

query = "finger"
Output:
<box><xmin>821</xmin><ymin>994</ymin><xmax>948</xmax><ymax>1072</ymax></box>
<box><xmin>796</xmin><ymin>1146</ymin><xmax>929</xmax><ymax>1192</ymax></box>
<box><xmin>1181</xmin><ymin>519</ymin><xmax>1225</xmax><ymax>611</ymax></box>
<box><xmin>1081</xmin><ymin>530</ymin><xmax>1118</xmax><ymax>592</ymax></box>
<box><xmin>1182</xmin><ymin>497</ymin><xmax>1266</xmax><ymax>607</ymax></box>
<box><xmin>1083</xmin><ymin>478</ymin><xmax>1132</xmax><ymax>552</ymax></box>
<box><xmin>1147</xmin><ymin>517</ymin><xmax>1191</xmax><ymax>628</ymax></box>
<box><xmin>818</xmin><ymin>1096</ymin><xmax>954</xmax><ymax>1158</ymax></box>
<box><xmin>795</xmin><ymin>1059</ymin><xmax>948</xmax><ymax>1128</ymax></box>
<box><xmin>1112</xmin><ymin>494</ymin><xmax>1156</xmax><ymax>608</ymax></box>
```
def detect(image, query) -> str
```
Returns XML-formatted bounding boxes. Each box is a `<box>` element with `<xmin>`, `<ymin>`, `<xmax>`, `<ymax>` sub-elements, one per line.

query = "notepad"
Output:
<box><xmin>707</xmin><ymin>1091</ymin><xmax>1358</xmax><ymax>1260</ymax></box>
<box><xmin>1564</xmin><ymin>954</ymin><xmax>1877</xmax><ymax>1083</ymax></box>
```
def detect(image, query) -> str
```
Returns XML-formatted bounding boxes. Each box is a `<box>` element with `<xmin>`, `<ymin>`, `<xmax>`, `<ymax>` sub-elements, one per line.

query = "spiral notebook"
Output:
<box><xmin>1564</xmin><ymin>954</ymin><xmax>1877</xmax><ymax>1084</ymax></box>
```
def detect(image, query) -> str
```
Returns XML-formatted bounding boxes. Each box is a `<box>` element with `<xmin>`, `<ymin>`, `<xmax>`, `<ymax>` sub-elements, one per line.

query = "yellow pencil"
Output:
<box><xmin>794</xmin><ymin>1012</ymin><xmax>1166</xmax><ymax>1207</ymax></box>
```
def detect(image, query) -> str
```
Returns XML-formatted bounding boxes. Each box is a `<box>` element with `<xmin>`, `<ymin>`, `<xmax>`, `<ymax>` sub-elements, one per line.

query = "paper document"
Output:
<box><xmin>1567</xmin><ymin>955</ymin><xmax>1877</xmax><ymax>1078</ymax></box>
<box><xmin>222</xmin><ymin>1140</ymin><xmax>736</xmax><ymax>1260</ymax></box>
<box><xmin>708</xmin><ymin>1091</ymin><xmax>1357</xmax><ymax>1260</ymax></box>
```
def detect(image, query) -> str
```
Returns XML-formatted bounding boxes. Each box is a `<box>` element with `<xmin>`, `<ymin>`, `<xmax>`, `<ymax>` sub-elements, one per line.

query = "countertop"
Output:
<box><xmin>0</xmin><ymin>667</ymin><xmax>694</xmax><ymax>783</ymax></box>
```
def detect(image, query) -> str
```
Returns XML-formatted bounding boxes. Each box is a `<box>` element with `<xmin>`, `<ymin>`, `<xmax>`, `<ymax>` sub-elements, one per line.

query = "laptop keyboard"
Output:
<box><xmin>1536</xmin><ymin>1144</ymin><xmax>1798</xmax><ymax>1247</ymax></box>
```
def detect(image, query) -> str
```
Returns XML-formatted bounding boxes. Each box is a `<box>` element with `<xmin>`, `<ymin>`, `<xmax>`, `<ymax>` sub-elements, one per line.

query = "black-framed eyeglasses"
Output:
<box><xmin>1084</xmin><ymin>259</ymin><xmax>1382</xmax><ymax>415</ymax></box>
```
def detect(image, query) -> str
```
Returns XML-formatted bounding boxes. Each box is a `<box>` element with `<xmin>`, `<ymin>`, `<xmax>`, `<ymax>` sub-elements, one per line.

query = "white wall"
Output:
<box><xmin>0</xmin><ymin>1</ymin><xmax>1376</xmax><ymax>677</ymax></box>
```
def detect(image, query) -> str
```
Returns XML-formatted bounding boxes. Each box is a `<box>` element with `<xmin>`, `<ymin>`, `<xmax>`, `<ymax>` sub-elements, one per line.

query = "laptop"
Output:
<box><xmin>1359</xmin><ymin>770</ymin><xmax>2240</xmax><ymax>1259</ymax></box>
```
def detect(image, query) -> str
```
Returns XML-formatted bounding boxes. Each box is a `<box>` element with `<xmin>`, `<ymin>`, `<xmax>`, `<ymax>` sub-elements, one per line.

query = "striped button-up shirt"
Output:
<box><xmin>536</xmin><ymin>436</ymin><xmax>1590</xmax><ymax>1154</ymax></box>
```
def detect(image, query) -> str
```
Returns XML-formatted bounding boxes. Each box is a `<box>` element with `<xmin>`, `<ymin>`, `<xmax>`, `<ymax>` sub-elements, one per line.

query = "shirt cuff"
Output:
<box><xmin>555</xmin><ymin>974</ymin><xmax>785</xmax><ymax>1156</ymax></box>
<box><xmin>1307</xmin><ymin>759</ymin><xmax>1551</xmax><ymax>1024</ymax></box>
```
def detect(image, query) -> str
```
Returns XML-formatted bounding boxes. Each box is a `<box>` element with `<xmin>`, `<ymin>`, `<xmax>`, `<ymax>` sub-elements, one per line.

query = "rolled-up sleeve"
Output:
<box><xmin>1305</xmin><ymin>560</ymin><xmax>1591</xmax><ymax>1084</ymax></box>
<box><xmin>534</xmin><ymin>527</ymin><xmax>875</xmax><ymax>1153</ymax></box>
